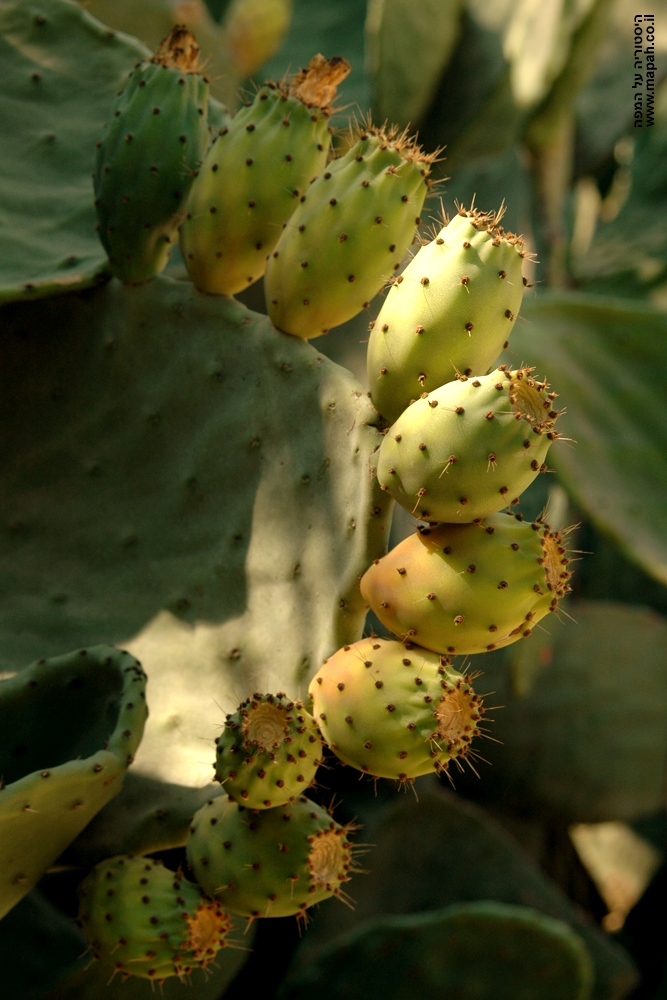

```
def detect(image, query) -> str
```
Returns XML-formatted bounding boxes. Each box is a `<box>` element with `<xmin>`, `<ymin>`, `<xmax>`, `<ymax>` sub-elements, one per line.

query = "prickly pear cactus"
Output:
<box><xmin>265</xmin><ymin>124</ymin><xmax>434</xmax><ymax>338</ymax></box>
<box><xmin>0</xmin><ymin>646</ymin><xmax>147</xmax><ymax>918</ymax></box>
<box><xmin>215</xmin><ymin>694</ymin><xmax>323</xmax><ymax>809</ymax></box>
<box><xmin>360</xmin><ymin>515</ymin><xmax>572</xmax><ymax>656</ymax></box>
<box><xmin>78</xmin><ymin>855</ymin><xmax>231</xmax><ymax>982</ymax></box>
<box><xmin>376</xmin><ymin>367</ymin><xmax>561</xmax><ymax>524</ymax></box>
<box><xmin>309</xmin><ymin>637</ymin><xmax>483</xmax><ymax>779</ymax></box>
<box><xmin>187</xmin><ymin>795</ymin><xmax>356</xmax><ymax>918</ymax></box>
<box><xmin>94</xmin><ymin>26</ymin><xmax>210</xmax><ymax>284</ymax></box>
<box><xmin>367</xmin><ymin>207</ymin><xmax>529</xmax><ymax>423</ymax></box>
<box><xmin>181</xmin><ymin>55</ymin><xmax>350</xmax><ymax>295</ymax></box>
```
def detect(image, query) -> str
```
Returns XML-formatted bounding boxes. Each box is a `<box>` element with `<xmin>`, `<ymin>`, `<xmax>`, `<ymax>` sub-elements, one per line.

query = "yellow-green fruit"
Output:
<box><xmin>186</xmin><ymin>795</ymin><xmax>355</xmax><ymax>918</ymax></box>
<box><xmin>77</xmin><ymin>855</ymin><xmax>231</xmax><ymax>983</ymax></box>
<box><xmin>265</xmin><ymin>125</ymin><xmax>433</xmax><ymax>338</ymax></box>
<box><xmin>360</xmin><ymin>515</ymin><xmax>573</xmax><ymax>656</ymax></box>
<box><xmin>309</xmin><ymin>638</ymin><xmax>483</xmax><ymax>779</ymax></box>
<box><xmin>215</xmin><ymin>692</ymin><xmax>322</xmax><ymax>809</ymax></box>
<box><xmin>377</xmin><ymin>367</ymin><xmax>560</xmax><ymax>524</ymax></box>
<box><xmin>368</xmin><ymin>208</ymin><xmax>527</xmax><ymax>424</ymax></box>
<box><xmin>181</xmin><ymin>55</ymin><xmax>349</xmax><ymax>294</ymax></box>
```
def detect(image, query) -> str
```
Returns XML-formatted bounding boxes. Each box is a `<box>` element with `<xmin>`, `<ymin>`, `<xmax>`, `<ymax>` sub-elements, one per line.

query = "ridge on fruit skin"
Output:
<box><xmin>265</xmin><ymin>120</ymin><xmax>437</xmax><ymax>339</ymax></box>
<box><xmin>186</xmin><ymin>795</ymin><xmax>357</xmax><ymax>919</ymax></box>
<box><xmin>94</xmin><ymin>26</ymin><xmax>210</xmax><ymax>285</ymax></box>
<box><xmin>360</xmin><ymin>514</ymin><xmax>573</xmax><ymax>657</ymax></box>
<box><xmin>368</xmin><ymin>205</ymin><xmax>531</xmax><ymax>425</ymax></box>
<box><xmin>377</xmin><ymin>366</ymin><xmax>561</xmax><ymax>524</ymax></box>
<box><xmin>309</xmin><ymin>637</ymin><xmax>484</xmax><ymax>780</ymax></box>
<box><xmin>77</xmin><ymin>854</ymin><xmax>231</xmax><ymax>983</ymax></box>
<box><xmin>214</xmin><ymin>692</ymin><xmax>323</xmax><ymax>809</ymax></box>
<box><xmin>181</xmin><ymin>55</ymin><xmax>350</xmax><ymax>295</ymax></box>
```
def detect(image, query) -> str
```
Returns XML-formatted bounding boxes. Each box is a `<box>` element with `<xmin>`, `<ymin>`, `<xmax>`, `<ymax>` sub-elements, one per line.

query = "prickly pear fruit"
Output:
<box><xmin>187</xmin><ymin>795</ymin><xmax>356</xmax><ymax>918</ymax></box>
<box><xmin>367</xmin><ymin>207</ymin><xmax>528</xmax><ymax>424</ymax></box>
<box><xmin>94</xmin><ymin>27</ymin><xmax>210</xmax><ymax>285</ymax></box>
<box><xmin>214</xmin><ymin>693</ymin><xmax>323</xmax><ymax>809</ymax></box>
<box><xmin>77</xmin><ymin>855</ymin><xmax>231</xmax><ymax>983</ymax></box>
<box><xmin>377</xmin><ymin>367</ymin><xmax>560</xmax><ymax>524</ymax></box>
<box><xmin>265</xmin><ymin>124</ymin><xmax>435</xmax><ymax>338</ymax></box>
<box><xmin>181</xmin><ymin>55</ymin><xmax>349</xmax><ymax>295</ymax></box>
<box><xmin>309</xmin><ymin>638</ymin><xmax>483</xmax><ymax>780</ymax></box>
<box><xmin>360</xmin><ymin>514</ymin><xmax>573</xmax><ymax>656</ymax></box>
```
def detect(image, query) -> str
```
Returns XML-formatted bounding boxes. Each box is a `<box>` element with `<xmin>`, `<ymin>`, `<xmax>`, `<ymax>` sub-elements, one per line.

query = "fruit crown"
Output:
<box><xmin>346</xmin><ymin>115</ymin><xmax>442</xmax><ymax>172</ymax></box>
<box><xmin>266</xmin><ymin>54</ymin><xmax>351</xmax><ymax>114</ymax></box>
<box><xmin>151</xmin><ymin>25</ymin><xmax>201</xmax><ymax>73</ymax></box>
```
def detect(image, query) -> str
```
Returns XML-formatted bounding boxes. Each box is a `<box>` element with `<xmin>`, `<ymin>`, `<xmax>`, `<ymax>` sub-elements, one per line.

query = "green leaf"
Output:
<box><xmin>281</xmin><ymin>901</ymin><xmax>594</xmax><ymax>1000</ymax></box>
<box><xmin>0</xmin><ymin>276</ymin><xmax>390</xmax><ymax>788</ymax></box>
<box><xmin>366</xmin><ymin>0</ymin><xmax>463</xmax><ymax>129</ymax></box>
<box><xmin>514</xmin><ymin>291</ymin><xmax>667</xmax><ymax>584</ymax></box>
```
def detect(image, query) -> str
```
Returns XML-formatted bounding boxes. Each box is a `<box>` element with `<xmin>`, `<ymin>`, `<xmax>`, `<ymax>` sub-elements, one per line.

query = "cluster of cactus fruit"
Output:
<box><xmin>69</xmin><ymin>25</ymin><xmax>574</xmax><ymax>984</ymax></box>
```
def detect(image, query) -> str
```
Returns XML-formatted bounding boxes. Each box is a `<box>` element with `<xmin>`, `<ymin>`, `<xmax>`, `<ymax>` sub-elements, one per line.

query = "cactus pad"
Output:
<box><xmin>368</xmin><ymin>207</ymin><xmax>527</xmax><ymax>424</ymax></box>
<box><xmin>78</xmin><ymin>855</ymin><xmax>231</xmax><ymax>982</ymax></box>
<box><xmin>94</xmin><ymin>26</ymin><xmax>210</xmax><ymax>285</ymax></box>
<box><xmin>0</xmin><ymin>645</ymin><xmax>147</xmax><ymax>918</ymax></box>
<box><xmin>377</xmin><ymin>367</ymin><xmax>560</xmax><ymax>523</ymax></box>
<box><xmin>281</xmin><ymin>900</ymin><xmax>594</xmax><ymax>1000</ymax></box>
<box><xmin>181</xmin><ymin>56</ymin><xmax>350</xmax><ymax>295</ymax></box>
<box><xmin>215</xmin><ymin>693</ymin><xmax>322</xmax><ymax>809</ymax></box>
<box><xmin>265</xmin><ymin>124</ymin><xmax>434</xmax><ymax>338</ymax></box>
<box><xmin>308</xmin><ymin>637</ymin><xmax>483</xmax><ymax>779</ymax></box>
<box><xmin>187</xmin><ymin>795</ymin><xmax>356</xmax><ymax>918</ymax></box>
<box><xmin>360</xmin><ymin>515</ymin><xmax>572</xmax><ymax>656</ymax></box>
<box><xmin>0</xmin><ymin>275</ymin><xmax>390</xmax><ymax>786</ymax></box>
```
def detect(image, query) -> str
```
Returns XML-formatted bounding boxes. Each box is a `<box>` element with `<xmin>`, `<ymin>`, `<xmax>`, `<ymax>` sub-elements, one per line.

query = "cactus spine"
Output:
<box><xmin>94</xmin><ymin>27</ymin><xmax>210</xmax><ymax>284</ymax></box>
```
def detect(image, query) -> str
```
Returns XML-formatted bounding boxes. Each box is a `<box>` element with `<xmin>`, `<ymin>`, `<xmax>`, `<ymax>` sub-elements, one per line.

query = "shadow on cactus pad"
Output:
<box><xmin>0</xmin><ymin>645</ymin><xmax>147</xmax><ymax>918</ymax></box>
<box><xmin>279</xmin><ymin>901</ymin><xmax>594</xmax><ymax>1000</ymax></box>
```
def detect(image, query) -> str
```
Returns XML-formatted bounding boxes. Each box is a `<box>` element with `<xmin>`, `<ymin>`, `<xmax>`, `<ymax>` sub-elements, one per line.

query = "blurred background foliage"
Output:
<box><xmin>2</xmin><ymin>0</ymin><xmax>667</xmax><ymax>996</ymax></box>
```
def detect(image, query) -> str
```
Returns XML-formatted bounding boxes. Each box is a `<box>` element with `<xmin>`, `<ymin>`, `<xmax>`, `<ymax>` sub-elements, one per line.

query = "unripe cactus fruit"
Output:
<box><xmin>77</xmin><ymin>855</ymin><xmax>231</xmax><ymax>983</ymax></box>
<box><xmin>265</xmin><ymin>123</ymin><xmax>435</xmax><ymax>338</ymax></box>
<box><xmin>187</xmin><ymin>796</ymin><xmax>356</xmax><ymax>918</ymax></box>
<box><xmin>360</xmin><ymin>514</ymin><xmax>573</xmax><ymax>656</ymax></box>
<box><xmin>214</xmin><ymin>692</ymin><xmax>323</xmax><ymax>809</ymax></box>
<box><xmin>308</xmin><ymin>638</ymin><xmax>483</xmax><ymax>779</ymax></box>
<box><xmin>180</xmin><ymin>55</ymin><xmax>349</xmax><ymax>295</ymax></box>
<box><xmin>94</xmin><ymin>27</ymin><xmax>210</xmax><ymax>285</ymax></box>
<box><xmin>367</xmin><ymin>207</ymin><xmax>528</xmax><ymax>424</ymax></box>
<box><xmin>377</xmin><ymin>367</ymin><xmax>561</xmax><ymax>524</ymax></box>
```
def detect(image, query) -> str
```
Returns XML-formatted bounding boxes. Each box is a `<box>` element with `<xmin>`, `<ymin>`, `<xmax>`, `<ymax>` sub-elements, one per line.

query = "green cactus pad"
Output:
<box><xmin>265</xmin><ymin>124</ymin><xmax>433</xmax><ymax>339</ymax></box>
<box><xmin>360</xmin><ymin>515</ymin><xmax>572</xmax><ymax>656</ymax></box>
<box><xmin>181</xmin><ymin>56</ymin><xmax>350</xmax><ymax>295</ymax></box>
<box><xmin>78</xmin><ymin>855</ymin><xmax>231</xmax><ymax>983</ymax></box>
<box><xmin>367</xmin><ymin>207</ymin><xmax>527</xmax><ymax>424</ymax></box>
<box><xmin>94</xmin><ymin>26</ymin><xmax>210</xmax><ymax>285</ymax></box>
<box><xmin>280</xmin><ymin>901</ymin><xmax>594</xmax><ymax>1000</ymax></box>
<box><xmin>308</xmin><ymin>637</ymin><xmax>483</xmax><ymax>779</ymax></box>
<box><xmin>215</xmin><ymin>693</ymin><xmax>322</xmax><ymax>809</ymax></box>
<box><xmin>187</xmin><ymin>795</ymin><xmax>356</xmax><ymax>918</ymax></box>
<box><xmin>0</xmin><ymin>645</ymin><xmax>147</xmax><ymax>919</ymax></box>
<box><xmin>0</xmin><ymin>275</ymin><xmax>390</xmax><ymax>787</ymax></box>
<box><xmin>377</xmin><ymin>367</ymin><xmax>560</xmax><ymax>523</ymax></box>
<box><xmin>0</xmin><ymin>0</ymin><xmax>147</xmax><ymax>303</ymax></box>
